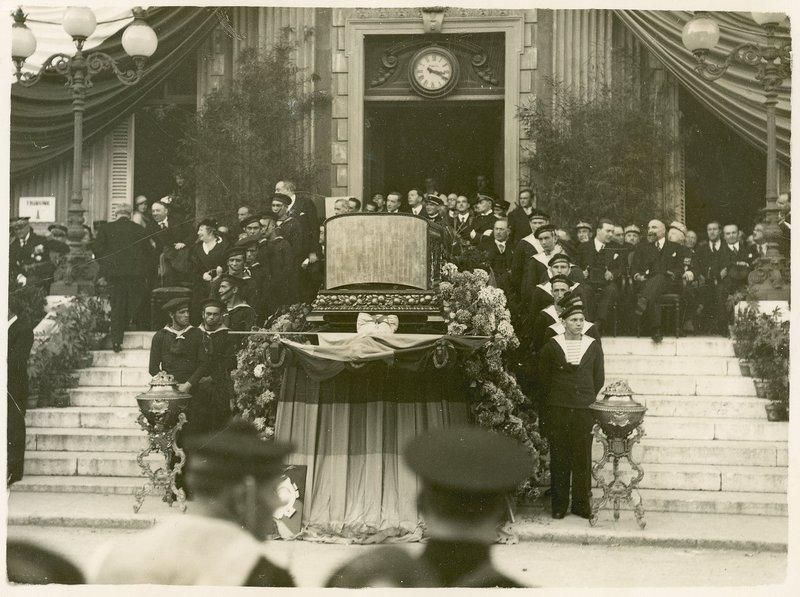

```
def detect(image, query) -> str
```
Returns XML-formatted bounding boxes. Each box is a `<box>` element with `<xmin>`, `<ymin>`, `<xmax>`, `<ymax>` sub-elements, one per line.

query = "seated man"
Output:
<box><xmin>576</xmin><ymin>219</ymin><xmax>621</xmax><ymax>335</ymax></box>
<box><xmin>716</xmin><ymin>223</ymin><xmax>752</xmax><ymax>332</ymax></box>
<box><xmin>632</xmin><ymin>219</ymin><xmax>693</xmax><ymax>343</ymax></box>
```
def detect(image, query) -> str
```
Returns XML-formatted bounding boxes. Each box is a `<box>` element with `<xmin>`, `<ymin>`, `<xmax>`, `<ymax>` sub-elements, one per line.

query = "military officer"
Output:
<box><xmin>575</xmin><ymin>221</ymin><xmax>592</xmax><ymax>245</ymax></box>
<box><xmin>91</xmin><ymin>420</ymin><xmax>296</xmax><ymax>586</ymax></box>
<box><xmin>469</xmin><ymin>195</ymin><xmax>499</xmax><ymax>244</ymax></box>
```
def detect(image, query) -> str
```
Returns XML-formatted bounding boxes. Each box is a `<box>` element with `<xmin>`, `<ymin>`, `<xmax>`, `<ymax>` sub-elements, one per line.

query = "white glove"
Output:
<box><xmin>16</xmin><ymin>273</ymin><xmax>27</xmax><ymax>287</ymax></box>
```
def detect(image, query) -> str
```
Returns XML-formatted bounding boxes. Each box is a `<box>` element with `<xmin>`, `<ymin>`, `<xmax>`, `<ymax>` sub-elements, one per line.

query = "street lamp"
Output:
<box><xmin>11</xmin><ymin>6</ymin><xmax>157</xmax><ymax>292</ymax></box>
<box><xmin>682</xmin><ymin>11</ymin><xmax>791</xmax><ymax>300</ymax></box>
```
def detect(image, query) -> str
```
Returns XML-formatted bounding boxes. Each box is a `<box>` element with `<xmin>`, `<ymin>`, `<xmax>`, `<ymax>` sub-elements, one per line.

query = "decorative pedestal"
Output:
<box><xmin>589</xmin><ymin>423</ymin><xmax>646</xmax><ymax>529</ymax></box>
<box><xmin>588</xmin><ymin>379</ymin><xmax>647</xmax><ymax>529</ymax></box>
<box><xmin>132</xmin><ymin>371</ymin><xmax>192</xmax><ymax>513</ymax></box>
<box><xmin>133</xmin><ymin>412</ymin><xmax>188</xmax><ymax>513</ymax></box>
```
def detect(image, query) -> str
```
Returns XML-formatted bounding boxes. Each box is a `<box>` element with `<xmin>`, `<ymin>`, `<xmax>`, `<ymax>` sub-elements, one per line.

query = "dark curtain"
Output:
<box><xmin>11</xmin><ymin>7</ymin><xmax>222</xmax><ymax>179</ymax></box>
<box><xmin>615</xmin><ymin>11</ymin><xmax>790</xmax><ymax>164</ymax></box>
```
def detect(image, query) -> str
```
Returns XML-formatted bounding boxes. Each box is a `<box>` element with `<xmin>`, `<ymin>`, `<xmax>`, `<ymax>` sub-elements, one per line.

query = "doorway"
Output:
<box><xmin>364</xmin><ymin>101</ymin><xmax>504</xmax><ymax>197</ymax></box>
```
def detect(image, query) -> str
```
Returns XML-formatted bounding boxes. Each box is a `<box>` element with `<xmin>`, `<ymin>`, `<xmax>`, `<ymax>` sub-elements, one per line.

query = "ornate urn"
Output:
<box><xmin>589</xmin><ymin>379</ymin><xmax>647</xmax><ymax>439</ymax></box>
<box><xmin>135</xmin><ymin>370</ymin><xmax>191</xmax><ymax>427</ymax></box>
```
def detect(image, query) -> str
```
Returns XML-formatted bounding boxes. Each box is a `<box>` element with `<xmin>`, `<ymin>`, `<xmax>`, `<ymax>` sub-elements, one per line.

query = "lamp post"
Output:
<box><xmin>681</xmin><ymin>12</ymin><xmax>791</xmax><ymax>300</ymax></box>
<box><xmin>11</xmin><ymin>6</ymin><xmax>157</xmax><ymax>292</ymax></box>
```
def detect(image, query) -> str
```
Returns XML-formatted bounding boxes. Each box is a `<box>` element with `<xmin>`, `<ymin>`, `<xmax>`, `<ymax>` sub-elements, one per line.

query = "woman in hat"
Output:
<box><xmin>537</xmin><ymin>297</ymin><xmax>604</xmax><ymax>520</ymax></box>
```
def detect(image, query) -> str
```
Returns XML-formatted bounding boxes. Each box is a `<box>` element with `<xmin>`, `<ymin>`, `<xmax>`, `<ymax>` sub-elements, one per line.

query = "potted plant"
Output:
<box><xmin>730</xmin><ymin>306</ymin><xmax>759</xmax><ymax>374</ymax></box>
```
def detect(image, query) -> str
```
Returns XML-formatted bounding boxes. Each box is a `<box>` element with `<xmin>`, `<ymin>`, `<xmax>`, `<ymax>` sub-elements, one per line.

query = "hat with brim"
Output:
<box><xmin>494</xmin><ymin>199</ymin><xmax>510</xmax><ymax>211</ymax></box>
<box><xmin>534</xmin><ymin>223</ymin><xmax>558</xmax><ymax>239</ymax></box>
<box><xmin>575</xmin><ymin>221</ymin><xmax>592</xmax><ymax>232</ymax></box>
<box><xmin>404</xmin><ymin>426</ymin><xmax>532</xmax><ymax>494</ymax></box>
<box><xmin>669</xmin><ymin>221</ymin><xmax>687</xmax><ymax>235</ymax></box>
<box><xmin>162</xmin><ymin>297</ymin><xmax>190</xmax><ymax>314</ymax></box>
<box><xmin>185</xmin><ymin>420</ymin><xmax>293</xmax><ymax>481</ymax></box>
<box><xmin>272</xmin><ymin>193</ymin><xmax>292</xmax><ymax>206</ymax></box>
<box><xmin>476</xmin><ymin>194</ymin><xmax>495</xmax><ymax>206</ymax></box>
<box><xmin>48</xmin><ymin>224</ymin><xmax>68</xmax><ymax>235</ymax></box>
<box><xmin>548</xmin><ymin>253</ymin><xmax>572</xmax><ymax>267</ymax></box>
<box><xmin>424</xmin><ymin>194</ymin><xmax>444</xmax><ymax>206</ymax></box>
<box><xmin>11</xmin><ymin>216</ymin><xmax>30</xmax><ymax>228</ymax></box>
<box><xmin>624</xmin><ymin>225</ymin><xmax>641</xmax><ymax>235</ymax></box>
<box><xmin>240</xmin><ymin>215</ymin><xmax>261</xmax><ymax>229</ymax></box>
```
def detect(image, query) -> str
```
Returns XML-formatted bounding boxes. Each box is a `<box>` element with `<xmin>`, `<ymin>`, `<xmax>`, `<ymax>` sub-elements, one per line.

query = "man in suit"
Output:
<box><xmin>717</xmin><ymin>223</ymin><xmax>752</xmax><ymax>330</ymax></box>
<box><xmin>10</xmin><ymin>217</ymin><xmax>54</xmax><ymax>293</ymax></box>
<box><xmin>479</xmin><ymin>219</ymin><xmax>514</xmax><ymax>294</ymax></box>
<box><xmin>446</xmin><ymin>195</ymin><xmax>474</xmax><ymax>246</ymax></box>
<box><xmin>576</xmin><ymin>219</ymin><xmax>621</xmax><ymax>335</ymax></box>
<box><xmin>691</xmin><ymin>220</ymin><xmax>726</xmax><ymax>334</ymax></box>
<box><xmin>147</xmin><ymin>198</ymin><xmax>194</xmax><ymax>287</ymax></box>
<box><xmin>275</xmin><ymin>180</ymin><xmax>319</xmax><ymax>271</ymax></box>
<box><xmin>507</xmin><ymin>188</ymin><xmax>535</xmax><ymax>247</ymax></box>
<box><xmin>385</xmin><ymin>192</ymin><xmax>403</xmax><ymax>214</ymax></box>
<box><xmin>407</xmin><ymin>188</ymin><xmax>425</xmax><ymax>217</ymax></box>
<box><xmin>7</xmin><ymin>302</ymin><xmax>35</xmax><ymax>485</ymax></box>
<box><xmin>469</xmin><ymin>195</ymin><xmax>498</xmax><ymax>244</ymax></box>
<box><xmin>632</xmin><ymin>219</ymin><xmax>694</xmax><ymax>343</ymax></box>
<box><xmin>94</xmin><ymin>205</ymin><xmax>152</xmax><ymax>352</ymax></box>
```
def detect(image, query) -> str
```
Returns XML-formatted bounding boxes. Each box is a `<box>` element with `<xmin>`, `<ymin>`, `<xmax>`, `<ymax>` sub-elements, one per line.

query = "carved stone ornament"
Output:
<box><xmin>370</xmin><ymin>37</ymin><xmax>500</xmax><ymax>88</ymax></box>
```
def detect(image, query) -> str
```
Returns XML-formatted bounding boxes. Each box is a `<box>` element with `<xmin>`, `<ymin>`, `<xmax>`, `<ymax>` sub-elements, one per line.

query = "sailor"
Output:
<box><xmin>195</xmin><ymin>298</ymin><xmax>235</xmax><ymax>433</ymax></box>
<box><xmin>218</xmin><ymin>274</ymin><xmax>257</xmax><ymax>340</ymax></box>
<box><xmin>91</xmin><ymin>420</ymin><xmax>297</xmax><ymax>586</ymax></box>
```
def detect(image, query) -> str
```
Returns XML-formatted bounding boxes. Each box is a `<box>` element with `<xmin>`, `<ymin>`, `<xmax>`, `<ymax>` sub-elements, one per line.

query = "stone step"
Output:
<box><xmin>76</xmin><ymin>367</ymin><xmax>150</xmax><ymax>388</ymax></box>
<box><xmin>25</xmin><ymin>428</ymin><xmax>147</xmax><ymax>453</ymax></box>
<box><xmin>10</xmin><ymin>475</ymin><xmax>145</xmax><ymax>495</ymax></box>
<box><xmin>600</xmin><ymin>463</ymin><xmax>788</xmax><ymax>494</ymax></box>
<box><xmin>605</xmin><ymin>355</ymin><xmax>740</xmax><ymax>376</ymax></box>
<box><xmin>639</xmin><ymin>395</ymin><xmax>770</xmax><ymax>419</ymax></box>
<box><xmin>601</xmin><ymin>337</ymin><xmax>735</xmax><ymax>357</ymax></box>
<box><xmin>26</xmin><ymin>407</ymin><xmax>140</xmax><ymax>429</ymax></box>
<box><xmin>23</xmin><ymin>451</ymin><xmax>164</xmax><ymax>477</ymax></box>
<box><xmin>624</xmin><ymin>374</ymin><xmax>755</xmax><ymax>397</ymax></box>
<box><xmin>629</xmin><ymin>489</ymin><xmax>787</xmax><ymax>517</ymax></box>
<box><xmin>91</xmin><ymin>350</ymin><xmax>150</xmax><ymax>368</ymax></box>
<box><xmin>642</xmin><ymin>417</ymin><xmax>787</xmax><ymax>442</ymax></box>
<box><xmin>121</xmin><ymin>331</ymin><xmax>156</xmax><ymax>349</ymax></box>
<box><xmin>617</xmin><ymin>439</ymin><xmax>788</xmax><ymax>468</ymax></box>
<box><xmin>68</xmin><ymin>387</ymin><xmax>141</xmax><ymax>407</ymax></box>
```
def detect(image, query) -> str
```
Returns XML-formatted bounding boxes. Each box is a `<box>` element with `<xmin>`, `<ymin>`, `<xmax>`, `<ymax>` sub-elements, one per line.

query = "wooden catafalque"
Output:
<box><xmin>589</xmin><ymin>380</ymin><xmax>647</xmax><ymax>528</ymax></box>
<box><xmin>309</xmin><ymin>213</ymin><xmax>447</xmax><ymax>330</ymax></box>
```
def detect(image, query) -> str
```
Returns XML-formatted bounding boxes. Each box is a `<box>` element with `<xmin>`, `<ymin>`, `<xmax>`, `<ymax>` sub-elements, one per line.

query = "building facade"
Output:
<box><xmin>10</xmin><ymin>7</ymin><xmax>789</xmax><ymax>228</ymax></box>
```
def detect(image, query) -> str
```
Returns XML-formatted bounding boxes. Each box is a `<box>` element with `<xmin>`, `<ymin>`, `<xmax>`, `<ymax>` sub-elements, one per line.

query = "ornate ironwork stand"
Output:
<box><xmin>133</xmin><ymin>412</ymin><xmax>188</xmax><ymax>513</ymax></box>
<box><xmin>590</xmin><ymin>423</ymin><xmax>646</xmax><ymax>529</ymax></box>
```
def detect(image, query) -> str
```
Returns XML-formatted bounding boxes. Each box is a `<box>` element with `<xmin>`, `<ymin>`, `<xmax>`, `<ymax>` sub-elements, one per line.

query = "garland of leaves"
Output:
<box><xmin>231</xmin><ymin>265</ymin><xmax>547</xmax><ymax>497</ymax></box>
<box><xmin>231</xmin><ymin>304</ymin><xmax>313</xmax><ymax>438</ymax></box>
<box><xmin>29</xmin><ymin>296</ymin><xmax>111</xmax><ymax>406</ymax></box>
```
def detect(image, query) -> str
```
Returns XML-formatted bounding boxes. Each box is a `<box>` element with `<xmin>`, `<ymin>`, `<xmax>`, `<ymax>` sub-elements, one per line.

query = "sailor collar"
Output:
<box><xmin>163</xmin><ymin>325</ymin><xmax>193</xmax><ymax>340</ymax></box>
<box><xmin>522</xmin><ymin>234</ymin><xmax>543</xmax><ymax>252</ymax></box>
<box><xmin>553</xmin><ymin>332</ymin><xmax>595</xmax><ymax>362</ymax></box>
<box><xmin>226</xmin><ymin>303</ymin><xmax>253</xmax><ymax>312</ymax></box>
<box><xmin>198</xmin><ymin>324</ymin><xmax>229</xmax><ymax>334</ymax></box>
<box><xmin>542</xmin><ymin>305</ymin><xmax>559</xmax><ymax>322</ymax></box>
<box><xmin>533</xmin><ymin>246</ymin><xmax>563</xmax><ymax>267</ymax></box>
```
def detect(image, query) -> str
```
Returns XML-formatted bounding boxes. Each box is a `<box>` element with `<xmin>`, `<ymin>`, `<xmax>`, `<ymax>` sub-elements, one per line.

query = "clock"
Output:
<box><xmin>408</xmin><ymin>46</ymin><xmax>459</xmax><ymax>98</ymax></box>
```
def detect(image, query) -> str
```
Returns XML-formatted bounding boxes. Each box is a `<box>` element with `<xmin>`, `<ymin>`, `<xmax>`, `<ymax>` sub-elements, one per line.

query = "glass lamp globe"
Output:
<box><xmin>751</xmin><ymin>12</ymin><xmax>786</xmax><ymax>26</ymax></box>
<box><xmin>121</xmin><ymin>18</ymin><xmax>158</xmax><ymax>58</ymax></box>
<box><xmin>12</xmin><ymin>19</ymin><xmax>37</xmax><ymax>60</ymax></box>
<box><xmin>63</xmin><ymin>6</ymin><xmax>97</xmax><ymax>40</ymax></box>
<box><xmin>682</xmin><ymin>13</ymin><xmax>720</xmax><ymax>52</ymax></box>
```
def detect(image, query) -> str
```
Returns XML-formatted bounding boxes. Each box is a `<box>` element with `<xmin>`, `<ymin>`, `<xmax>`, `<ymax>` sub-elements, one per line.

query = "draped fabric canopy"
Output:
<box><xmin>615</xmin><ymin>11</ymin><xmax>791</xmax><ymax>165</ymax></box>
<box><xmin>11</xmin><ymin>7</ymin><xmax>222</xmax><ymax>179</ymax></box>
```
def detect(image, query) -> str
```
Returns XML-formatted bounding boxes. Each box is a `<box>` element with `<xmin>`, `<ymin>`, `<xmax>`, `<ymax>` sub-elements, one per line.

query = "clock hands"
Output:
<box><xmin>426</xmin><ymin>66</ymin><xmax>450</xmax><ymax>81</ymax></box>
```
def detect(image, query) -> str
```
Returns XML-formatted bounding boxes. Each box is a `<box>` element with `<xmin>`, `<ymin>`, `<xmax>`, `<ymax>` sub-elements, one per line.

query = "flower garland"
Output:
<box><xmin>230</xmin><ymin>304</ymin><xmax>312</xmax><ymax>438</ymax></box>
<box><xmin>440</xmin><ymin>263</ymin><xmax>548</xmax><ymax>498</ymax></box>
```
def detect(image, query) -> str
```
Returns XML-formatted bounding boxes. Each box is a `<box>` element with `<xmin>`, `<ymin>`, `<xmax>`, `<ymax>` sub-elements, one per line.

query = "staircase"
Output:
<box><xmin>16</xmin><ymin>333</ymin><xmax>788</xmax><ymax>517</ymax></box>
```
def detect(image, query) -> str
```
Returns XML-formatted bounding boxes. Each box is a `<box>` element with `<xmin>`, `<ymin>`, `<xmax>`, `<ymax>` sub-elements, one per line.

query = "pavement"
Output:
<box><xmin>7</xmin><ymin>492</ymin><xmax>789</xmax><ymax>552</ymax></box>
<box><xmin>6</xmin><ymin>525</ymin><xmax>789</xmax><ymax>588</ymax></box>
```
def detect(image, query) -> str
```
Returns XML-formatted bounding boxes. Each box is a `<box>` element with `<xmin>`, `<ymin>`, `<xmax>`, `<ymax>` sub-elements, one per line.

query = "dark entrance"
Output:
<box><xmin>364</xmin><ymin>101</ymin><xmax>503</xmax><ymax>198</ymax></box>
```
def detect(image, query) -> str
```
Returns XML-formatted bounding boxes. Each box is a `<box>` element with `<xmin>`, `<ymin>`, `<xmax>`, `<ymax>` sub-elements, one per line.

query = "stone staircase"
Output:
<box><xmin>16</xmin><ymin>333</ymin><xmax>788</xmax><ymax>517</ymax></box>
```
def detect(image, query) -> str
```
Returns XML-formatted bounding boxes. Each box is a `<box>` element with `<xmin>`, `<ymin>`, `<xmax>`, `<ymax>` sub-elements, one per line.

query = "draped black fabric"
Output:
<box><xmin>615</xmin><ymin>11</ymin><xmax>791</xmax><ymax>164</ymax></box>
<box><xmin>11</xmin><ymin>7</ymin><xmax>222</xmax><ymax>178</ymax></box>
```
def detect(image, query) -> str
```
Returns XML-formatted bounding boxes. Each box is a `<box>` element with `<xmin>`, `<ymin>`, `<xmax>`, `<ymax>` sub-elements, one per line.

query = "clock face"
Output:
<box><xmin>409</xmin><ymin>47</ymin><xmax>459</xmax><ymax>97</ymax></box>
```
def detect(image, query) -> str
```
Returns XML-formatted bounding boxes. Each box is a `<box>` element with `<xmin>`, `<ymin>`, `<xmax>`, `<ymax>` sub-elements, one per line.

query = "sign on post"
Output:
<box><xmin>18</xmin><ymin>196</ymin><xmax>56</xmax><ymax>222</ymax></box>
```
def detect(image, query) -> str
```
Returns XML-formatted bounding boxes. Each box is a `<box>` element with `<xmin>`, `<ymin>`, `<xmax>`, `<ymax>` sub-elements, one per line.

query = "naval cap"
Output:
<box><xmin>404</xmin><ymin>426</ymin><xmax>532</xmax><ymax>494</ymax></box>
